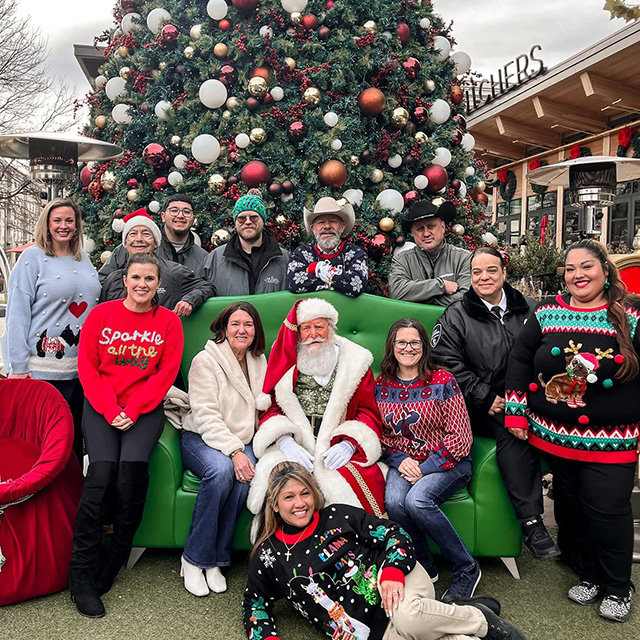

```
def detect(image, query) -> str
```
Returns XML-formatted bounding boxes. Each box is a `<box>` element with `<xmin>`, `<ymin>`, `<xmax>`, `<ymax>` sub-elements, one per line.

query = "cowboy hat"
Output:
<box><xmin>303</xmin><ymin>197</ymin><xmax>355</xmax><ymax>235</ymax></box>
<box><xmin>400</xmin><ymin>199</ymin><xmax>457</xmax><ymax>235</ymax></box>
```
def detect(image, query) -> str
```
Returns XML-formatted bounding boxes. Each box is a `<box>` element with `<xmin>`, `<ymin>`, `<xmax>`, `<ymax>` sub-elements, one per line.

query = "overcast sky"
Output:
<box><xmin>17</xmin><ymin>0</ymin><xmax>625</xmax><ymax>102</ymax></box>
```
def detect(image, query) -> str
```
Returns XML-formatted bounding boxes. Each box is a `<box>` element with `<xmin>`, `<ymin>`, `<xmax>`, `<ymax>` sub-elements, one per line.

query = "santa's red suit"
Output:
<box><xmin>246</xmin><ymin>335</ymin><xmax>387</xmax><ymax>518</ymax></box>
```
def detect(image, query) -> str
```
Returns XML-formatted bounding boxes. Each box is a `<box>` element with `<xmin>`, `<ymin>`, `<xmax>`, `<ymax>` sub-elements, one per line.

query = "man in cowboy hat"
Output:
<box><xmin>389</xmin><ymin>199</ymin><xmax>471</xmax><ymax>307</ymax></box>
<box><xmin>247</xmin><ymin>298</ymin><xmax>386</xmax><ymax>519</ymax></box>
<box><xmin>287</xmin><ymin>197</ymin><xmax>368</xmax><ymax>297</ymax></box>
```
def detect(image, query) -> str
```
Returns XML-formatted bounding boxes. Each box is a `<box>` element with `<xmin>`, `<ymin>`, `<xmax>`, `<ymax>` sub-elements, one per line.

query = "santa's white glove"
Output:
<box><xmin>315</xmin><ymin>260</ymin><xmax>337</xmax><ymax>284</ymax></box>
<box><xmin>323</xmin><ymin>441</ymin><xmax>357</xmax><ymax>470</ymax></box>
<box><xmin>276</xmin><ymin>435</ymin><xmax>314</xmax><ymax>471</ymax></box>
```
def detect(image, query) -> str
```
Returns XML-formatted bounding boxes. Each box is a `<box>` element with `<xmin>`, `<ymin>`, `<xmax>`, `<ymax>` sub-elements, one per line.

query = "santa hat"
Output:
<box><xmin>262</xmin><ymin>298</ymin><xmax>339</xmax><ymax>395</ymax></box>
<box><xmin>574</xmin><ymin>353</ymin><xmax>599</xmax><ymax>373</ymax></box>
<box><xmin>122</xmin><ymin>208</ymin><xmax>162</xmax><ymax>248</ymax></box>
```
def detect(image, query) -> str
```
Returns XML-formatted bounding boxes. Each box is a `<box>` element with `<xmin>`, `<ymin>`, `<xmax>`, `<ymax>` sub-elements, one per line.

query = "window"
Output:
<box><xmin>527</xmin><ymin>192</ymin><xmax>557</xmax><ymax>242</ymax></box>
<box><xmin>609</xmin><ymin>180</ymin><xmax>640</xmax><ymax>249</ymax></box>
<box><xmin>496</xmin><ymin>198</ymin><xmax>522</xmax><ymax>246</ymax></box>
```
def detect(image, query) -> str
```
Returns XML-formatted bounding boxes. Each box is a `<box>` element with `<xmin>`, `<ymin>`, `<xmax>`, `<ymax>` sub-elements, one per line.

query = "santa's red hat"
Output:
<box><xmin>262</xmin><ymin>298</ymin><xmax>339</xmax><ymax>395</ymax></box>
<box><xmin>574</xmin><ymin>353</ymin><xmax>599</xmax><ymax>372</ymax></box>
<box><xmin>122</xmin><ymin>208</ymin><xmax>162</xmax><ymax>248</ymax></box>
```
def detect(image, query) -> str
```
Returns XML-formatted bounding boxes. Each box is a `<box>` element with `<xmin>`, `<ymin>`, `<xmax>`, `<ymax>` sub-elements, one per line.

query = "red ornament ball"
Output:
<box><xmin>324</xmin><ymin>0</ymin><xmax>334</xmax><ymax>9</ymax></box>
<box><xmin>80</xmin><ymin>167</ymin><xmax>92</xmax><ymax>187</ymax></box>
<box><xmin>241</xmin><ymin>161</ymin><xmax>271</xmax><ymax>187</ymax></box>
<box><xmin>268</xmin><ymin>183</ymin><xmax>283</xmax><ymax>197</ymax></box>
<box><xmin>282</xmin><ymin>180</ymin><xmax>295</xmax><ymax>194</ymax></box>
<box><xmin>403</xmin><ymin>154</ymin><xmax>417</xmax><ymax>168</ymax></box>
<box><xmin>578</xmin><ymin>415</ymin><xmax>590</xmax><ymax>425</ymax></box>
<box><xmin>452</xmin><ymin>114</ymin><xmax>467</xmax><ymax>131</ymax></box>
<box><xmin>120</xmin><ymin>0</ymin><xmax>137</xmax><ymax>12</ymax></box>
<box><xmin>219</xmin><ymin>65</ymin><xmax>237</xmax><ymax>86</ymax></box>
<box><xmin>113</xmin><ymin>208</ymin><xmax>125</xmax><ymax>219</ymax></box>
<box><xmin>451</xmin><ymin>129</ymin><xmax>463</xmax><ymax>146</ymax></box>
<box><xmin>246</xmin><ymin>97</ymin><xmax>260</xmax><ymax>112</ymax></box>
<box><xmin>395</xmin><ymin>235</ymin><xmax>406</xmax><ymax>247</ymax></box>
<box><xmin>614</xmin><ymin>354</ymin><xmax>625</xmax><ymax>364</ymax></box>
<box><xmin>450</xmin><ymin>178</ymin><xmax>461</xmax><ymax>191</ymax></box>
<box><xmin>227</xmin><ymin>176</ymin><xmax>239</xmax><ymax>186</ymax></box>
<box><xmin>403</xmin><ymin>57</ymin><xmax>421</xmax><ymax>79</ymax></box>
<box><xmin>404</xmin><ymin>190</ymin><xmax>419</xmax><ymax>206</ymax></box>
<box><xmin>449</xmin><ymin>85</ymin><xmax>464</xmax><ymax>105</ymax></box>
<box><xmin>475</xmin><ymin>192</ymin><xmax>489</xmax><ymax>206</ymax></box>
<box><xmin>360</xmin><ymin>150</ymin><xmax>372</xmax><ymax>164</ymax></box>
<box><xmin>249</xmin><ymin>66</ymin><xmax>271</xmax><ymax>83</ymax></box>
<box><xmin>318</xmin><ymin>160</ymin><xmax>347</xmax><ymax>188</ymax></box>
<box><xmin>219</xmin><ymin>19</ymin><xmax>232</xmax><ymax>31</ymax></box>
<box><xmin>302</xmin><ymin>14</ymin><xmax>319</xmax><ymax>30</ymax></box>
<box><xmin>160</xmin><ymin>24</ymin><xmax>179</xmax><ymax>46</ymax></box>
<box><xmin>370</xmin><ymin>233</ymin><xmax>392</xmax><ymax>258</ymax></box>
<box><xmin>529</xmin><ymin>383</ymin><xmax>539</xmax><ymax>393</ymax></box>
<box><xmin>396</xmin><ymin>22</ymin><xmax>410</xmax><ymax>45</ymax></box>
<box><xmin>152</xmin><ymin>176</ymin><xmax>168</xmax><ymax>191</ymax></box>
<box><xmin>318</xmin><ymin>26</ymin><xmax>331</xmax><ymax>40</ymax></box>
<box><xmin>413</xmin><ymin>106</ymin><xmax>429</xmax><ymax>124</ymax></box>
<box><xmin>423</xmin><ymin>165</ymin><xmax>448</xmax><ymax>193</ymax></box>
<box><xmin>126</xmin><ymin>178</ymin><xmax>139</xmax><ymax>189</ymax></box>
<box><xmin>288</xmin><ymin>121</ymin><xmax>308</xmax><ymax>143</ymax></box>
<box><xmin>142</xmin><ymin>143</ymin><xmax>170</xmax><ymax>170</ymax></box>
<box><xmin>232</xmin><ymin>0</ymin><xmax>258</xmax><ymax>13</ymax></box>
<box><xmin>358</xmin><ymin>88</ymin><xmax>386</xmax><ymax>117</ymax></box>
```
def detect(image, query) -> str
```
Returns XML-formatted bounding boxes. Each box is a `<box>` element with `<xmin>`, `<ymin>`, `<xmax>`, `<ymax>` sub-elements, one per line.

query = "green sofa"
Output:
<box><xmin>131</xmin><ymin>290</ymin><xmax>523</xmax><ymax>577</ymax></box>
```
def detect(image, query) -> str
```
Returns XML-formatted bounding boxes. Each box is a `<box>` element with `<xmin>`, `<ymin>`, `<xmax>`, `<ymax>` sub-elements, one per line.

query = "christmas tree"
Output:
<box><xmin>73</xmin><ymin>0</ymin><xmax>490</xmax><ymax>296</ymax></box>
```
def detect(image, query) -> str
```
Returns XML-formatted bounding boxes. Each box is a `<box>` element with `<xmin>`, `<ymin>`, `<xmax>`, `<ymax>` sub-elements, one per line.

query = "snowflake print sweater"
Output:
<box><xmin>3</xmin><ymin>245</ymin><xmax>101</xmax><ymax>379</ymax></box>
<box><xmin>374</xmin><ymin>370</ymin><xmax>473</xmax><ymax>475</ymax></box>
<box><xmin>244</xmin><ymin>504</ymin><xmax>416</xmax><ymax>640</ymax></box>
<box><xmin>286</xmin><ymin>241</ymin><xmax>368</xmax><ymax>297</ymax></box>
<box><xmin>78</xmin><ymin>300</ymin><xmax>183</xmax><ymax>423</ymax></box>
<box><xmin>505</xmin><ymin>294</ymin><xmax>640</xmax><ymax>463</ymax></box>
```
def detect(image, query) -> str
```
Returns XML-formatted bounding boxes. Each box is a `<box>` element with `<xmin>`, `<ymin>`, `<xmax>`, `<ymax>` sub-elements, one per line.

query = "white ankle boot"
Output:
<box><xmin>180</xmin><ymin>556</ymin><xmax>209</xmax><ymax>597</ymax></box>
<box><xmin>205</xmin><ymin>566</ymin><xmax>227</xmax><ymax>593</ymax></box>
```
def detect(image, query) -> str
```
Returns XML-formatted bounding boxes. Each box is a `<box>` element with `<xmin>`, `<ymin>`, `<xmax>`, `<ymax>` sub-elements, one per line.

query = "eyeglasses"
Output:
<box><xmin>236</xmin><ymin>214</ymin><xmax>262</xmax><ymax>225</ymax></box>
<box><xmin>394</xmin><ymin>340</ymin><xmax>423</xmax><ymax>350</ymax></box>
<box><xmin>166</xmin><ymin>207</ymin><xmax>194</xmax><ymax>218</ymax></box>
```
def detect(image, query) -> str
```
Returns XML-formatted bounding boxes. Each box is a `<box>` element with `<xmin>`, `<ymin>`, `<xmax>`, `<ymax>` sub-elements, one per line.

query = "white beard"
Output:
<box><xmin>297</xmin><ymin>339</ymin><xmax>337</xmax><ymax>377</ymax></box>
<box><xmin>315</xmin><ymin>232</ymin><xmax>341</xmax><ymax>253</ymax></box>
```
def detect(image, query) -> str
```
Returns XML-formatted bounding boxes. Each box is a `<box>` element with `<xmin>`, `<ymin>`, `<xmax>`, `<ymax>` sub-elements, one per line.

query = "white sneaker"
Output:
<box><xmin>205</xmin><ymin>566</ymin><xmax>227</xmax><ymax>593</ymax></box>
<box><xmin>180</xmin><ymin>556</ymin><xmax>209</xmax><ymax>597</ymax></box>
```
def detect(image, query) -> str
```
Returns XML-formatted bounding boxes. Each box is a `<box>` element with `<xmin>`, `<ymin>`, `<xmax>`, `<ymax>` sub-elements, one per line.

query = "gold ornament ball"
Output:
<box><xmin>158</xmin><ymin>61</ymin><xmax>167</xmax><ymax>70</ymax></box>
<box><xmin>127</xmin><ymin>188</ymin><xmax>140</xmax><ymax>202</ymax></box>
<box><xmin>119</xmin><ymin>66</ymin><xmax>131</xmax><ymax>80</ymax></box>
<box><xmin>350</xmin><ymin>155</ymin><xmax>360</xmax><ymax>167</ymax></box>
<box><xmin>290</xmin><ymin>12</ymin><xmax>302</xmax><ymax>24</ymax></box>
<box><xmin>183</xmin><ymin>46</ymin><xmax>196</xmax><ymax>59</ymax></box>
<box><xmin>95</xmin><ymin>115</ymin><xmax>107</xmax><ymax>129</ymax></box>
<box><xmin>452</xmin><ymin>223</ymin><xmax>465</xmax><ymax>236</ymax></box>
<box><xmin>370</xmin><ymin>169</ymin><xmax>384</xmax><ymax>183</ymax></box>
<box><xmin>475</xmin><ymin>180</ymin><xmax>486</xmax><ymax>193</ymax></box>
<box><xmin>100</xmin><ymin>250</ymin><xmax>112</xmax><ymax>265</ymax></box>
<box><xmin>212</xmin><ymin>229</ymin><xmax>231</xmax><ymax>246</ymax></box>
<box><xmin>379</xmin><ymin>217</ymin><xmax>394</xmax><ymax>232</ymax></box>
<box><xmin>391</xmin><ymin>107</ymin><xmax>409</xmax><ymax>127</ymax></box>
<box><xmin>432</xmin><ymin>197</ymin><xmax>446</xmax><ymax>207</ymax></box>
<box><xmin>208</xmin><ymin>173</ymin><xmax>226</xmax><ymax>193</ymax></box>
<box><xmin>424</xmin><ymin>79</ymin><xmax>436</xmax><ymax>93</ymax></box>
<box><xmin>276</xmin><ymin>214</ymin><xmax>286</xmax><ymax>225</ymax></box>
<box><xmin>247</xmin><ymin>76</ymin><xmax>268</xmax><ymax>98</ymax></box>
<box><xmin>303</xmin><ymin>87</ymin><xmax>321</xmax><ymax>105</ymax></box>
<box><xmin>190</xmin><ymin>24</ymin><xmax>203</xmax><ymax>41</ymax></box>
<box><xmin>100</xmin><ymin>171</ymin><xmax>117</xmax><ymax>191</ymax></box>
<box><xmin>170</xmin><ymin>135</ymin><xmax>181</xmax><ymax>147</ymax></box>
<box><xmin>214</xmin><ymin>43</ymin><xmax>229</xmax><ymax>59</ymax></box>
<box><xmin>363</xmin><ymin>20</ymin><xmax>377</xmax><ymax>34</ymax></box>
<box><xmin>318</xmin><ymin>160</ymin><xmax>348</xmax><ymax>188</ymax></box>
<box><xmin>250</xmin><ymin>127</ymin><xmax>267</xmax><ymax>144</ymax></box>
<box><xmin>222</xmin><ymin>110</ymin><xmax>232</xmax><ymax>120</ymax></box>
<box><xmin>284</xmin><ymin>57</ymin><xmax>296</xmax><ymax>70</ymax></box>
<box><xmin>118</xmin><ymin>45</ymin><xmax>129</xmax><ymax>58</ymax></box>
<box><xmin>415</xmin><ymin>131</ymin><xmax>428</xmax><ymax>145</ymax></box>
<box><xmin>226</xmin><ymin>96</ymin><xmax>240</xmax><ymax>111</ymax></box>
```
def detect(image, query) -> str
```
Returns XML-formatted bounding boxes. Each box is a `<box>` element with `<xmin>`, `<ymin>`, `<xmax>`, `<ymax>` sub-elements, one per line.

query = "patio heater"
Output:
<box><xmin>528</xmin><ymin>156</ymin><xmax>640</xmax><ymax>241</ymax></box>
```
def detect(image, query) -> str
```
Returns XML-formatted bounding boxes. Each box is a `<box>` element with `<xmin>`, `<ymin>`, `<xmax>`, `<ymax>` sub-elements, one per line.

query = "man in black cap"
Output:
<box><xmin>389</xmin><ymin>200</ymin><xmax>471</xmax><ymax>307</ymax></box>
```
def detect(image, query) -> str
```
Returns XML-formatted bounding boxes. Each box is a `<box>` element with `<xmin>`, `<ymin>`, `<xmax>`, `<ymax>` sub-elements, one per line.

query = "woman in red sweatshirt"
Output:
<box><xmin>69</xmin><ymin>253</ymin><xmax>183</xmax><ymax>619</ymax></box>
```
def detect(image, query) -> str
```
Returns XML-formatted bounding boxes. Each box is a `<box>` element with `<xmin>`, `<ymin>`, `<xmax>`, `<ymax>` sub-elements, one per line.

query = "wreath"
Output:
<box><xmin>568</xmin><ymin>145</ymin><xmax>592</xmax><ymax>160</ymax></box>
<box><xmin>497</xmin><ymin>168</ymin><xmax>517</xmax><ymax>202</ymax></box>
<box><xmin>617</xmin><ymin>126</ymin><xmax>640</xmax><ymax>158</ymax></box>
<box><xmin>529</xmin><ymin>157</ymin><xmax>549</xmax><ymax>198</ymax></box>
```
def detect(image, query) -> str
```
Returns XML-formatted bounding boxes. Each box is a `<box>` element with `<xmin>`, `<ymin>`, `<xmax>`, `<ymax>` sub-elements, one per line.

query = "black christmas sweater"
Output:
<box><xmin>243</xmin><ymin>504</ymin><xmax>416</xmax><ymax>640</ymax></box>
<box><xmin>505</xmin><ymin>294</ymin><xmax>640</xmax><ymax>463</ymax></box>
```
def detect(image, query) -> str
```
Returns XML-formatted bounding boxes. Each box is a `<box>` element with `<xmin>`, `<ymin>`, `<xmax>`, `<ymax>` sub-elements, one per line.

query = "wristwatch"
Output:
<box><xmin>229</xmin><ymin>448</ymin><xmax>242</xmax><ymax>459</ymax></box>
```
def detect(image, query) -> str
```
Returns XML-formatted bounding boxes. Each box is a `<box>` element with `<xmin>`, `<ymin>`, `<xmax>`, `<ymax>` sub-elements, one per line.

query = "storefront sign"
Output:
<box><xmin>465</xmin><ymin>45</ymin><xmax>546</xmax><ymax>112</ymax></box>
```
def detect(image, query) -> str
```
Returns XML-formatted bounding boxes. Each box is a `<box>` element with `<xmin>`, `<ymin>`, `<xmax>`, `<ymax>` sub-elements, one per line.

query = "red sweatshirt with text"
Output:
<box><xmin>78</xmin><ymin>300</ymin><xmax>184</xmax><ymax>424</ymax></box>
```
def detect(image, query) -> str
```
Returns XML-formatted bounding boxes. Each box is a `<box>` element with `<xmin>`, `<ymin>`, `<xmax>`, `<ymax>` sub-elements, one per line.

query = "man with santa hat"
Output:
<box><xmin>247</xmin><ymin>298</ymin><xmax>386</xmax><ymax>518</ymax></box>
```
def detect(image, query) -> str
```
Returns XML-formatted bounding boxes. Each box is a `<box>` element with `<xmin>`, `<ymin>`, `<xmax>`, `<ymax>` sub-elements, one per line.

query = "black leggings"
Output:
<box><xmin>48</xmin><ymin>378</ymin><xmax>85</xmax><ymax>464</ymax></box>
<box><xmin>82</xmin><ymin>400</ymin><xmax>165</xmax><ymax>463</ymax></box>
<box><xmin>550</xmin><ymin>455</ymin><xmax>636</xmax><ymax>597</ymax></box>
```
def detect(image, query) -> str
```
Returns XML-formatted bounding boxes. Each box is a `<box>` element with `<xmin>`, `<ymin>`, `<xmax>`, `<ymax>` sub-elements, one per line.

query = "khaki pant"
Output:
<box><xmin>382</xmin><ymin>564</ymin><xmax>488</xmax><ymax>640</ymax></box>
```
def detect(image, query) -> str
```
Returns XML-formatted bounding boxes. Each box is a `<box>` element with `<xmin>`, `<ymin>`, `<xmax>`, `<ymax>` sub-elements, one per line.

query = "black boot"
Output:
<box><xmin>471</xmin><ymin>602</ymin><xmax>528</xmax><ymax>640</ymax></box>
<box><xmin>68</xmin><ymin>461</ymin><xmax>117</xmax><ymax>618</ymax></box>
<box><xmin>520</xmin><ymin>516</ymin><xmax>561</xmax><ymax>560</ymax></box>
<box><xmin>95</xmin><ymin>461</ymin><xmax>149</xmax><ymax>595</ymax></box>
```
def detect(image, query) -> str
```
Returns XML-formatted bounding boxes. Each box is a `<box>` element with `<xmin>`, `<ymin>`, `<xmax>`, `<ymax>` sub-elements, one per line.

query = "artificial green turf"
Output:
<box><xmin>2</xmin><ymin>546</ymin><xmax>638</xmax><ymax>640</ymax></box>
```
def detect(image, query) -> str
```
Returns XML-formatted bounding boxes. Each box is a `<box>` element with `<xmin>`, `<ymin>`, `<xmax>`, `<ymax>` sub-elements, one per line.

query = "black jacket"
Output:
<box><xmin>431</xmin><ymin>282</ymin><xmax>535</xmax><ymax>418</ymax></box>
<box><xmin>100</xmin><ymin>255</ymin><xmax>216</xmax><ymax>311</ymax></box>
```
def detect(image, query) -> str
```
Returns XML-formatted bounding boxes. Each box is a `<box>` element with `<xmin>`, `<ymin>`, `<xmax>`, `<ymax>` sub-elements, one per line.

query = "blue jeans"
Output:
<box><xmin>385</xmin><ymin>465</ymin><xmax>475</xmax><ymax>575</ymax></box>
<box><xmin>181</xmin><ymin>431</ymin><xmax>256</xmax><ymax>568</ymax></box>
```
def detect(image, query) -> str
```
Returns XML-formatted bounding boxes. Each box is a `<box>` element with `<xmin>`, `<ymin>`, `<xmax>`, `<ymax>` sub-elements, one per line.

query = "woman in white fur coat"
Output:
<box><xmin>180</xmin><ymin>301</ymin><xmax>270</xmax><ymax>597</ymax></box>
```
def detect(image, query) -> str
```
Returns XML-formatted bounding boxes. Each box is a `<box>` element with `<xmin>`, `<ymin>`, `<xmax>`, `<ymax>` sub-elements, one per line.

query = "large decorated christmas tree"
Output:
<box><xmin>74</xmin><ymin>0</ymin><xmax>490</xmax><ymax>295</ymax></box>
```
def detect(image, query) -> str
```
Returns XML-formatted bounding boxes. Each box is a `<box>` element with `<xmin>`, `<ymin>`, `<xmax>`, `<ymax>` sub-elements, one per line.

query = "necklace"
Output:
<box><xmin>279</xmin><ymin>519</ymin><xmax>314</xmax><ymax>561</ymax></box>
<box><xmin>396</xmin><ymin>374</ymin><xmax>419</xmax><ymax>390</ymax></box>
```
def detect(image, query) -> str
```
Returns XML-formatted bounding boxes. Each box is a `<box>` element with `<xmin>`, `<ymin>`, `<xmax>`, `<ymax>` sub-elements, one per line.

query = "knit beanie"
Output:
<box><xmin>232</xmin><ymin>189</ymin><xmax>266</xmax><ymax>222</ymax></box>
<box><xmin>122</xmin><ymin>209</ymin><xmax>162</xmax><ymax>248</ymax></box>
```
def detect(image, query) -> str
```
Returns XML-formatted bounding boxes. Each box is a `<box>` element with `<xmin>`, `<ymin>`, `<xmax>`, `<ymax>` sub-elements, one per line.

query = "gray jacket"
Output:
<box><xmin>389</xmin><ymin>242</ymin><xmax>472</xmax><ymax>307</ymax></box>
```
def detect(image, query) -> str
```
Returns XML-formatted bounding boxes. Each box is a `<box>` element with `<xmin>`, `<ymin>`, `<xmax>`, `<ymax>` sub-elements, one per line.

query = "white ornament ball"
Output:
<box><xmin>199</xmin><ymin>79</ymin><xmax>228</xmax><ymax>109</ymax></box>
<box><xmin>281</xmin><ymin>0</ymin><xmax>308</xmax><ymax>13</ymax></box>
<box><xmin>147</xmin><ymin>8</ymin><xmax>171</xmax><ymax>35</ymax></box>
<box><xmin>100</xmin><ymin>250</ymin><xmax>112</xmax><ymax>264</ymax></box>
<box><xmin>190</xmin><ymin>24</ymin><xmax>203</xmax><ymax>40</ymax></box>
<box><xmin>481</xmin><ymin>231</ymin><xmax>498</xmax><ymax>246</ymax></box>
<box><xmin>87</xmin><ymin>162</ymin><xmax>97</xmax><ymax>171</ymax></box>
<box><xmin>121</xmin><ymin>13</ymin><xmax>142</xmax><ymax>34</ymax></box>
<box><xmin>432</xmin><ymin>35</ymin><xmax>451</xmax><ymax>62</ymax></box>
<box><xmin>235</xmin><ymin>133</ymin><xmax>250</xmax><ymax>149</ymax></box>
<box><xmin>414</xmin><ymin>174</ymin><xmax>429</xmax><ymax>190</ymax></box>
<box><xmin>222</xmin><ymin>110</ymin><xmax>232</xmax><ymax>120</ymax></box>
<box><xmin>461</xmin><ymin>133</ymin><xmax>476</xmax><ymax>152</ymax></box>
<box><xmin>387</xmin><ymin>154</ymin><xmax>402</xmax><ymax>169</ymax></box>
<box><xmin>105</xmin><ymin>77</ymin><xmax>127</xmax><ymax>101</ymax></box>
<box><xmin>207</xmin><ymin>0</ymin><xmax>228</xmax><ymax>20</ymax></box>
<box><xmin>148</xmin><ymin>200</ymin><xmax>161</xmax><ymax>213</ymax></box>
<box><xmin>112</xmin><ymin>218</ymin><xmax>125</xmax><ymax>233</ymax></box>
<box><xmin>168</xmin><ymin>171</ymin><xmax>183</xmax><ymax>186</ymax></box>
<box><xmin>394</xmin><ymin>240</ymin><xmax>416</xmax><ymax>256</ymax></box>
<box><xmin>111</xmin><ymin>103</ymin><xmax>132</xmax><ymax>124</ymax></box>
<box><xmin>191</xmin><ymin>134</ymin><xmax>221</xmax><ymax>164</ymax></box>
<box><xmin>280</xmin><ymin>193</ymin><xmax>294</xmax><ymax>203</ymax></box>
<box><xmin>259</xmin><ymin>25</ymin><xmax>273</xmax><ymax>38</ymax></box>
<box><xmin>382</xmin><ymin>31</ymin><xmax>393</xmax><ymax>40</ymax></box>
<box><xmin>331</xmin><ymin>139</ymin><xmax>343</xmax><ymax>151</ymax></box>
<box><xmin>376</xmin><ymin>189</ymin><xmax>404</xmax><ymax>215</ymax></box>
<box><xmin>83</xmin><ymin>235</ymin><xmax>96</xmax><ymax>253</ymax></box>
<box><xmin>429</xmin><ymin>99</ymin><xmax>451</xmax><ymax>125</ymax></box>
<box><xmin>154</xmin><ymin>100</ymin><xmax>173</xmax><ymax>121</ymax></box>
<box><xmin>432</xmin><ymin>147</ymin><xmax>452</xmax><ymax>168</ymax></box>
<box><xmin>343</xmin><ymin>189</ymin><xmax>364</xmax><ymax>207</ymax></box>
<box><xmin>174</xmin><ymin>154</ymin><xmax>188</xmax><ymax>169</ymax></box>
<box><xmin>95</xmin><ymin>75</ymin><xmax>108</xmax><ymax>89</ymax></box>
<box><xmin>451</xmin><ymin>51</ymin><xmax>472</xmax><ymax>76</ymax></box>
<box><xmin>324</xmin><ymin>111</ymin><xmax>339</xmax><ymax>127</ymax></box>
<box><xmin>419</xmin><ymin>18</ymin><xmax>431</xmax><ymax>29</ymax></box>
<box><xmin>464</xmin><ymin>166</ymin><xmax>476</xmax><ymax>177</ymax></box>
<box><xmin>458</xmin><ymin>182</ymin><xmax>468</xmax><ymax>198</ymax></box>
<box><xmin>271</xmin><ymin>86</ymin><xmax>284</xmax><ymax>101</ymax></box>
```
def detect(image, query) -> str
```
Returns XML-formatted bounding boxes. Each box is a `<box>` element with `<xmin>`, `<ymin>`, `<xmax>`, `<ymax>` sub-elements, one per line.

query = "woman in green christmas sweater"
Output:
<box><xmin>505</xmin><ymin>239</ymin><xmax>640</xmax><ymax>623</ymax></box>
<box><xmin>244</xmin><ymin>461</ymin><xmax>526</xmax><ymax>640</ymax></box>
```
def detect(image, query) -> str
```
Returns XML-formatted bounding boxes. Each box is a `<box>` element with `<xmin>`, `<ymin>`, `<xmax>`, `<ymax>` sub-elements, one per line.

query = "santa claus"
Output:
<box><xmin>247</xmin><ymin>298</ymin><xmax>386</xmax><ymax>518</ymax></box>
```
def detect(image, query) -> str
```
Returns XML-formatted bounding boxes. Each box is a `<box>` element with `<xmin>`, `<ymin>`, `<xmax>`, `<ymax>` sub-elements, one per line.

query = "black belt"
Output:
<box><xmin>305</xmin><ymin>414</ymin><xmax>323</xmax><ymax>435</ymax></box>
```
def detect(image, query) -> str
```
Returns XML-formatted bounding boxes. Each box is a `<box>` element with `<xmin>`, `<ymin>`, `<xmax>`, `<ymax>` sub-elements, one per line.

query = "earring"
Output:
<box><xmin>604</xmin><ymin>281</ymin><xmax>611</xmax><ymax>290</ymax></box>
